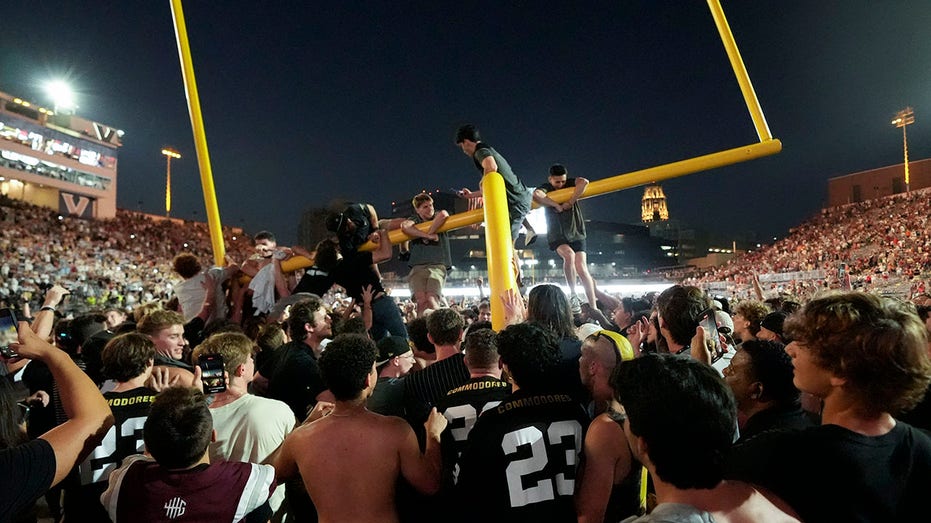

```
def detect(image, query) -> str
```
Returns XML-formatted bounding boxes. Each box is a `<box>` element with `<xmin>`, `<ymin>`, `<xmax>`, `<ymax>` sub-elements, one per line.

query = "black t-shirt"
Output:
<box><xmin>330</xmin><ymin>251</ymin><xmax>383</xmax><ymax>302</ymax></box>
<box><xmin>727</xmin><ymin>421</ymin><xmax>931</xmax><ymax>522</ymax></box>
<box><xmin>337</xmin><ymin>203</ymin><xmax>373</xmax><ymax>254</ymax></box>
<box><xmin>267</xmin><ymin>340</ymin><xmax>327</xmax><ymax>421</ymax></box>
<box><xmin>404</xmin><ymin>353</ymin><xmax>470</xmax><ymax>427</ymax></box>
<box><xmin>292</xmin><ymin>268</ymin><xmax>334</xmax><ymax>297</ymax></box>
<box><xmin>456</xmin><ymin>389</ymin><xmax>589</xmax><ymax>523</ymax></box>
<box><xmin>0</xmin><ymin>439</ymin><xmax>56</xmax><ymax>521</ymax></box>
<box><xmin>63</xmin><ymin>387</ymin><xmax>156</xmax><ymax>521</ymax></box>
<box><xmin>437</xmin><ymin>376</ymin><xmax>511</xmax><ymax>488</ymax></box>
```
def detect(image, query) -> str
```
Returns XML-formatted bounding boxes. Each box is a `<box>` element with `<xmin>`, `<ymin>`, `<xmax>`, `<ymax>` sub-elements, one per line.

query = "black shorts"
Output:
<box><xmin>550</xmin><ymin>239</ymin><xmax>586</xmax><ymax>253</ymax></box>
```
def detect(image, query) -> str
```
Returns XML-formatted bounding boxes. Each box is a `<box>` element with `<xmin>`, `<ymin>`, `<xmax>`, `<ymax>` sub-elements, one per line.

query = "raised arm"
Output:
<box><xmin>10</xmin><ymin>323</ymin><xmax>114</xmax><ymax>486</ymax></box>
<box><xmin>31</xmin><ymin>285</ymin><xmax>70</xmax><ymax>339</ymax></box>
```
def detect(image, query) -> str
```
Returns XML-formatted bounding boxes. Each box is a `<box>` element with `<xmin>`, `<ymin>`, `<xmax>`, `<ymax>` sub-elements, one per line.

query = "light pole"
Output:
<box><xmin>161</xmin><ymin>148</ymin><xmax>181</xmax><ymax>217</ymax></box>
<box><xmin>891</xmin><ymin>107</ymin><xmax>915</xmax><ymax>193</ymax></box>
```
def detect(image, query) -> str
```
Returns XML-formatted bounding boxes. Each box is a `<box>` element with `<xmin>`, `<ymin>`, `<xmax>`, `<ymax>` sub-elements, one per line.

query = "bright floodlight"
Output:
<box><xmin>45</xmin><ymin>81</ymin><xmax>75</xmax><ymax>112</ymax></box>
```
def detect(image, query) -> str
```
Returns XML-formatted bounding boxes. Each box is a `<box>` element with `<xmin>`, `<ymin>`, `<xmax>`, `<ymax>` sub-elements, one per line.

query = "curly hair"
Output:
<box><xmin>319</xmin><ymin>333</ymin><xmax>377</xmax><ymax>401</ymax></box>
<box><xmin>102</xmin><ymin>333</ymin><xmax>156</xmax><ymax>382</ymax></box>
<box><xmin>313</xmin><ymin>239</ymin><xmax>340</xmax><ymax>272</ymax></box>
<box><xmin>463</xmin><ymin>328</ymin><xmax>498</xmax><ymax>368</ymax></box>
<box><xmin>785</xmin><ymin>291</ymin><xmax>931</xmax><ymax>416</ymax></box>
<box><xmin>733</xmin><ymin>300</ymin><xmax>770</xmax><ymax>337</ymax></box>
<box><xmin>739</xmin><ymin>339</ymin><xmax>798</xmax><ymax>406</ymax></box>
<box><xmin>496</xmin><ymin>323</ymin><xmax>560</xmax><ymax>391</ymax></box>
<box><xmin>171</xmin><ymin>253</ymin><xmax>202</xmax><ymax>279</ymax></box>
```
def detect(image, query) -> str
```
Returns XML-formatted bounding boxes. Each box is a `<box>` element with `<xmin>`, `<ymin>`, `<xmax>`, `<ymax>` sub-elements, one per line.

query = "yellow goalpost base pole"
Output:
<box><xmin>169</xmin><ymin>0</ymin><xmax>226</xmax><ymax>267</ymax></box>
<box><xmin>480</xmin><ymin>172</ymin><xmax>518</xmax><ymax>331</ymax></box>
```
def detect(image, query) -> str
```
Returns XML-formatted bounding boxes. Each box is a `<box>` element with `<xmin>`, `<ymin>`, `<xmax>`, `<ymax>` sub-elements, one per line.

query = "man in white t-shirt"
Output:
<box><xmin>171</xmin><ymin>252</ymin><xmax>237</xmax><ymax>323</ymax></box>
<box><xmin>192</xmin><ymin>332</ymin><xmax>297</xmax><ymax>515</ymax></box>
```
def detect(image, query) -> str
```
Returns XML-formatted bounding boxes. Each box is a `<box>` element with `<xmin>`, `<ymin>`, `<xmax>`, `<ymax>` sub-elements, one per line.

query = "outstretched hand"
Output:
<box><xmin>500</xmin><ymin>287</ymin><xmax>526</xmax><ymax>326</ymax></box>
<box><xmin>147</xmin><ymin>367</ymin><xmax>180</xmax><ymax>392</ymax></box>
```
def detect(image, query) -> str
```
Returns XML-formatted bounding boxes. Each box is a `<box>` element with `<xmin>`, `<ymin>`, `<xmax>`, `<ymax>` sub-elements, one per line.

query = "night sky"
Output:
<box><xmin>3</xmin><ymin>1</ymin><xmax>930</xmax><ymax>246</ymax></box>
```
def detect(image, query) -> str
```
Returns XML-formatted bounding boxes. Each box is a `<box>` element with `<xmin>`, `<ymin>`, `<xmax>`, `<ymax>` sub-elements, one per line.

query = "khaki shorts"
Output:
<box><xmin>409</xmin><ymin>264</ymin><xmax>447</xmax><ymax>296</ymax></box>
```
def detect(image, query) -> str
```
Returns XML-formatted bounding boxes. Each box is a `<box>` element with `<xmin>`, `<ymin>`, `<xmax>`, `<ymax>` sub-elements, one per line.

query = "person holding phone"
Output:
<box><xmin>1</xmin><ymin>323</ymin><xmax>114</xmax><ymax>521</ymax></box>
<box><xmin>192</xmin><ymin>332</ymin><xmax>298</xmax><ymax>518</ymax></box>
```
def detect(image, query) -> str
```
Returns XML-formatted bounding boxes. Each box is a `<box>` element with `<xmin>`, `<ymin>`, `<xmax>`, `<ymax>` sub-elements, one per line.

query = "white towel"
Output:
<box><xmin>248</xmin><ymin>263</ymin><xmax>276</xmax><ymax>315</ymax></box>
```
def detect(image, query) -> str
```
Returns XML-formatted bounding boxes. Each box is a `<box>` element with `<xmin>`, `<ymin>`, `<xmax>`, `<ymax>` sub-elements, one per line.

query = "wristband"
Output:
<box><xmin>40</xmin><ymin>306</ymin><xmax>56</xmax><ymax>312</ymax></box>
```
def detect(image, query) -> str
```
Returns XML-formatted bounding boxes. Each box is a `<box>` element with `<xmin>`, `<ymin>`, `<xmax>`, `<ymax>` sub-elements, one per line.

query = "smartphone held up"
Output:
<box><xmin>197</xmin><ymin>354</ymin><xmax>227</xmax><ymax>394</ymax></box>
<box><xmin>0</xmin><ymin>309</ymin><xmax>19</xmax><ymax>358</ymax></box>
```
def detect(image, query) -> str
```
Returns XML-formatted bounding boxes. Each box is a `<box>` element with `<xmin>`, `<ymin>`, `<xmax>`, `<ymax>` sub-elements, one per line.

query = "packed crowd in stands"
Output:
<box><xmin>2</xmin><ymin>187</ymin><xmax>931</xmax><ymax>522</ymax></box>
<box><xmin>0</xmin><ymin>195</ymin><xmax>255</xmax><ymax>315</ymax></box>
<box><xmin>689</xmin><ymin>187</ymin><xmax>931</xmax><ymax>302</ymax></box>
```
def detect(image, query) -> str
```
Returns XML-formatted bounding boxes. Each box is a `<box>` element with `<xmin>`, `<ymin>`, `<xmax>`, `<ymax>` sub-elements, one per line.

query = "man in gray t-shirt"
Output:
<box><xmin>533</xmin><ymin>163</ymin><xmax>597</xmax><ymax>312</ymax></box>
<box><xmin>455</xmin><ymin>124</ymin><xmax>531</xmax><ymax>243</ymax></box>
<box><xmin>455</xmin><ymin>124</ymin><xmax>533</xmax><ymax>284</ymax></box>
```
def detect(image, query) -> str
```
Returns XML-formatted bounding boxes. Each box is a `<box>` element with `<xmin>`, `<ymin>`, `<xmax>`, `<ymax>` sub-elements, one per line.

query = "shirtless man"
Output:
<box><xmin>273</xmin><ymin>333</ymin><xmax>446</xmax><ymax>523</ymax></box>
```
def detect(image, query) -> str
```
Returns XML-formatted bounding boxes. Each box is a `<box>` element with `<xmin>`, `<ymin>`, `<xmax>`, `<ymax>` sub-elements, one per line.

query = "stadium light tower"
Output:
<box><xmin>891</xmin><ymin>107</ymin><xmax>915</xmax><ymax>193</ymax></box>
<box><xmin>161</xmin><ymin>148</ymin><xmax>181</xmax><ymax>217</ymax></box>
<box><xmin>44</xmin><ymin>80</ymin><xmax>76</xmax><ymax>114</ymax></box>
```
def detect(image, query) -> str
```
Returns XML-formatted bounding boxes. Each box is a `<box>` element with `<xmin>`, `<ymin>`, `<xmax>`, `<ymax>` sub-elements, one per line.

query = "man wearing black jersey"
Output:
<box><xmin>456</xmin><ymin>323</ymin><xmax>588</xmax><ymax>522</ymax></box>
<box><xmin>404</xmin><ymin>308</ymin><xmax>470</xmax><ymax>429</ymax></box>
<box><xmin>63</xmin><ymin>332</ymin><xmax>158</xmax><ymax>521</ymax></box>
<box><xmin>437</xmin><ymin>328</ymin><xmax>510</xmax><ymax>488</ymax></box>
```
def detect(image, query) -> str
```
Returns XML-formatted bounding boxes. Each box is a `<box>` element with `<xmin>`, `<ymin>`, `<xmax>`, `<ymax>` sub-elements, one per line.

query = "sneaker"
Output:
<box><xmin>524</xmin><ymin>230</ymin><xmax>537</xmax><ymax>247</ymax></box>
<box><xmin>569</xmin><ymin>294</ymin><xmax>582</xmax><ymax>314</ymax></box>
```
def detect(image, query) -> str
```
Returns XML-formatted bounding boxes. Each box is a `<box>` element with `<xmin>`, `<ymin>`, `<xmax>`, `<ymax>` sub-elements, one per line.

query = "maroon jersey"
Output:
<box><xmin>101</xmin><ymin>455</ymin><xmax>275</xmax><ymax>523</ymax></box>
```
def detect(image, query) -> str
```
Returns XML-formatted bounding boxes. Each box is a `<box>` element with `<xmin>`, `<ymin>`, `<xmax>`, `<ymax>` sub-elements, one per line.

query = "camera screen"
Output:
<box><xmin>0</xmin><ymin>312</ymin><xmax>18</xmax><ymax>349</ymax></box>
<box><xmin>198</xmin><ymin>356</ymin><xmax>226</xmax><ymax>393</ymax></box>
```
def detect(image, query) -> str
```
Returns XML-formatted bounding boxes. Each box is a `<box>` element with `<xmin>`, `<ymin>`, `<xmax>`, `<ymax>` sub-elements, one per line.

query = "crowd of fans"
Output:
<box><xmin>0</xmin><ymin>195</ymin><xmax>255</xmax><ymax>315</ymax></box>
<box><xmin>2</xmin><ymin>189</ymin><xmax>931</xmax><ymax>522</ymax></box>
<box><xmin>689</xmin><ymin>187</ymin><xmax>931</xmax><ymax>302</ymax></box>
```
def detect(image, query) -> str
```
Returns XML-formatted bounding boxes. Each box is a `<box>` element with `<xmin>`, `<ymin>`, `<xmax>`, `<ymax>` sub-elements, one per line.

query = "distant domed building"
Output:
<box><xmin>641</xmin><ymin>184</ymin><xmax>669</xmax><ymax>223</ymax></box>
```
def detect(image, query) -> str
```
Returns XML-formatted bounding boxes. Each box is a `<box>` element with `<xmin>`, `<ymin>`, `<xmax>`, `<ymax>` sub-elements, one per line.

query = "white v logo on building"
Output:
<box><xmin>59</xmin><ymin>192</ymin><xmax>93</xmax><ymax>218</ymax></box>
